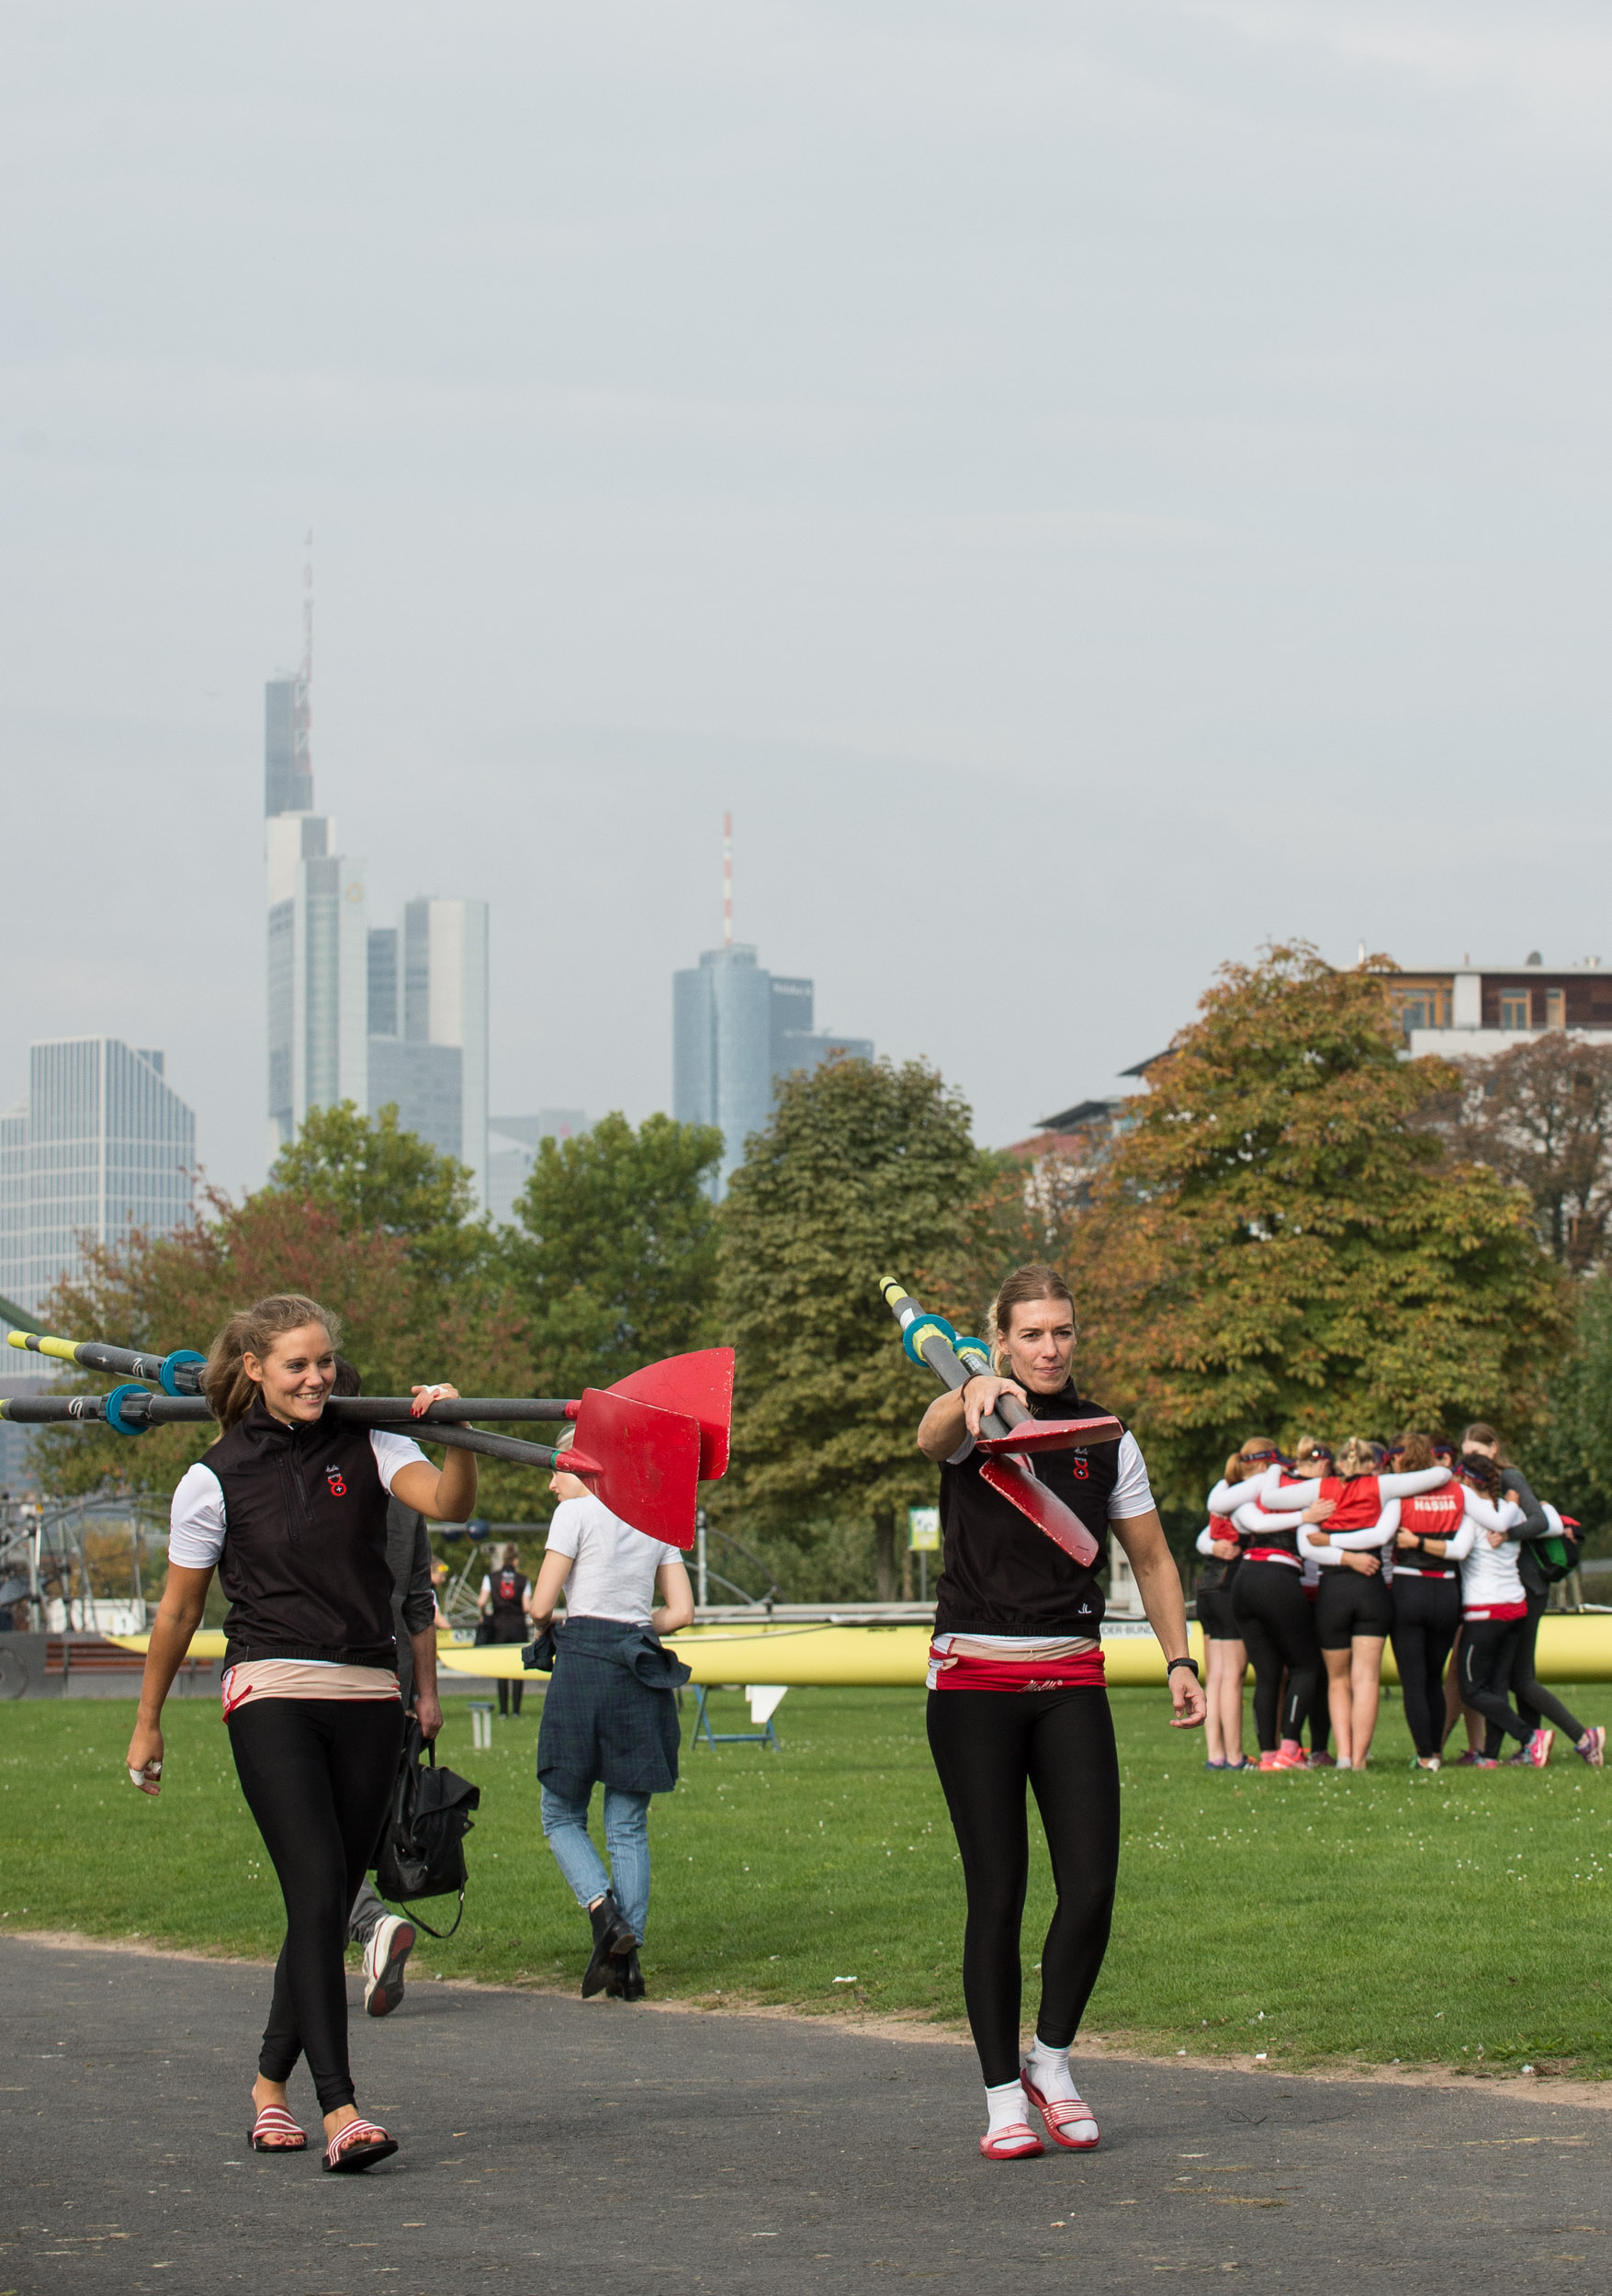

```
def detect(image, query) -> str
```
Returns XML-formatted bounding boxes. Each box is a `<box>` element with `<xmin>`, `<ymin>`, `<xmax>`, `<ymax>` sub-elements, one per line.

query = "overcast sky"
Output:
<box><xmin>6</xmin><ymin>1</ymin><xmax>1612</xmax><ymax>1194</ymax></box>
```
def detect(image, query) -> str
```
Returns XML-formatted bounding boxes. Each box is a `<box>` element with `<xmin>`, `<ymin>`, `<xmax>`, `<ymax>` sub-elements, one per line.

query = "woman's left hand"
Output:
<box><xmin>1168</xmin><ymin>1667</ymin><xmax>1208</xmax><ymax>1729</ymax></box>
<box><xmin>410</xmin><ymin>1382</ymin><xmax>460</xmax><ymax>1418</ymax></box>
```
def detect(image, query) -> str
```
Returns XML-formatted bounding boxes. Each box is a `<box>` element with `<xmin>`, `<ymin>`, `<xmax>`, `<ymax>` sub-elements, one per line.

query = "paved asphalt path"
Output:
<box><xmin>2</xmin><ymin>1937</ymin><xmax>1606</xmax><ymax>2296</ymax></box>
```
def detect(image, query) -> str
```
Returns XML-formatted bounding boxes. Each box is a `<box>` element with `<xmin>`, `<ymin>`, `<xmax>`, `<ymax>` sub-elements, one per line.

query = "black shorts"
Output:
<box><xmin>1315</xmin><ymin>1566</ymin><xmax>1393</xmax><ymax>1648</ymax></box>
<box><xmin>1196</xmin><ymin>1582</ymin><xmax>1243</xmax><ymax>1642</ymax></box>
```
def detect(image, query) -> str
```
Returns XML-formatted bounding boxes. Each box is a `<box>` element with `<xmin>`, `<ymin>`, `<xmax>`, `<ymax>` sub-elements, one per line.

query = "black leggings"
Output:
<box><xmin>926</xmin><ymin>1688</ymin><xmax>1121</xmax><ymax>2088</ymax></box>
<box><xmin>229</xmin><ymin>1697</ymin><xmax>403</xmax><ymax>2112</ymax></box>
<box><xmin>1459</xmin><ymin>1619</ymin><xmax>1532</xmax><ymax>1758</ymax></box>
<box><xmin>1232</xmin><ymin>1563</ymin><xmax>1321</xmax><ymax>1751</ymax></box>
<box><xmin>1512</xmin><ymin>1589</ymin><xmax>1584</xmax><ymax>1742</ymax></box>
<box><xmin>1391</xmin><ymin>1575</ymin><xmax>1462</xmax><ymax>1759</ymax></box>
<box><xmin>498</xmin><ymin>1679</ymin><xmax>524</xmax><ymax>1714</ymax></box>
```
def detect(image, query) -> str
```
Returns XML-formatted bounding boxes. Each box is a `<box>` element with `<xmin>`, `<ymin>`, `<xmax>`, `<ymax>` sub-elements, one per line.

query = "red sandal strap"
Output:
<box><xmin>327</xmin><ymin>2118</ymin><xmax>389</xmax><ymax>2162</ymax></box>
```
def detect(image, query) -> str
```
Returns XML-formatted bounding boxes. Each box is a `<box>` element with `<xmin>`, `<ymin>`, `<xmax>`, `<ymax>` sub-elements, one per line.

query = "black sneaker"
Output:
<box><xmin>581</xmin><ymin>1893</ymin><xmax>637</xmax><ymax>1998</ymax></box>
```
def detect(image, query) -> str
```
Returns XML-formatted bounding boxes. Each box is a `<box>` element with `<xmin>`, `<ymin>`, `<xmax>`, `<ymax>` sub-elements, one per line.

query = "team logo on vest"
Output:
<box><xmin>1070</xmin><ymin>1450</ymin><xmax>1090</xmax><ymax>1482</ymax></box>
<box><xmin>325</xmin><ymin>1465</ymin><xmax>348</xmax><ymax>1498</ymax></box>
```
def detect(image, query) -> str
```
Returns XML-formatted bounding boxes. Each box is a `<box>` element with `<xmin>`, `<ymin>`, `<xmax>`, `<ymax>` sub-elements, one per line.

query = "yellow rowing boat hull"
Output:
<box><xmin>105</xmin><ymin>1615</ymin><xmax>1612</xmax><ymax>1690</ymax></box>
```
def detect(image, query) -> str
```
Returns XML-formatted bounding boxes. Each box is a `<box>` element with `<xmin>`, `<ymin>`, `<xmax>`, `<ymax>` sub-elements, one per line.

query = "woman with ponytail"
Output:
<box><xmin>914</xmin><ymin>1264</ymin><xmax>1205</xmax><ymax>2162</ymax></box>
<box><xmin>125</xmin><ymin>1295</ymin><xmax>479</xmax><ymax>2172</ymax></box>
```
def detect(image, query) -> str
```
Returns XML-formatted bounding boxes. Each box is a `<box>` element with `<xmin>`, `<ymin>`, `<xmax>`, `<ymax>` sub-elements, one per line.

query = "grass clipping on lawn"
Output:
<box><xmin>3</xmin><ymin>1685</ymin><xmax>1610</xmax><ymax>2076</ymax></box>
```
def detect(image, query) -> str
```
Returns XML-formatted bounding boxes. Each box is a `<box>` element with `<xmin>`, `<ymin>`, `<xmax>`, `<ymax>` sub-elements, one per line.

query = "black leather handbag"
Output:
<box><xmin>374</xmin><ymin>1718</ymin><xmax>481</xmax><ymax>1938</ymax></box>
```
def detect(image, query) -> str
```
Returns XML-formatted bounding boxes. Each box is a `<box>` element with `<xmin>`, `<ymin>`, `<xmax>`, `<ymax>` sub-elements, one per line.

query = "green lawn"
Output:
<box><xmin>4</xmin><ymin>1685</ymin><xmax>1610</xmax><ymax>2076</ymax></box>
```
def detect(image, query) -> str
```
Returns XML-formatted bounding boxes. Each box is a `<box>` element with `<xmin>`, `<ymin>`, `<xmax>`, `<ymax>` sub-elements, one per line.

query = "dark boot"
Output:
<box><xmin>581</xmin><ymin>1893</ymin><xmax>637</xmax><ymax>1998</ymax></box>
<box><xmin>619</xmin><ymin>1946</ymin><xmax>645</xmax><ymax>2002</ymax></box>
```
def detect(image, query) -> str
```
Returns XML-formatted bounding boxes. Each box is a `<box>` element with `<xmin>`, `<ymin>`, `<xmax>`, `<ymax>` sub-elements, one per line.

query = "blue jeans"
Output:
<box><xmin>540</xmin><ymin>1784</ymin><xmax>652</xmax><ymax>1943</ymax></box>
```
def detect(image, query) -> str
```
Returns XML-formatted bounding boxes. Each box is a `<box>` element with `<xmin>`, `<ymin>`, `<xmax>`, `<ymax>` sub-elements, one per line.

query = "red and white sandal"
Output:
<box><xmin>322</xmin><ymin>2117</ymin><xmax>399</xmax><ymax>2174</ymax></box>
<box><xmin>248</xmin><ymin>2104</ymin><xmax>307</xmax><ymax>2153</ymax></box>
<box><xmin>1020</xmin><ymin>2071</ymin><xmax>1100</xmax><ymax>2150</ymax></box>
<box><xmin>979</xmin><ymin>2121</ymin><xmax>1044</xmax><ymax>2160</ymax></box>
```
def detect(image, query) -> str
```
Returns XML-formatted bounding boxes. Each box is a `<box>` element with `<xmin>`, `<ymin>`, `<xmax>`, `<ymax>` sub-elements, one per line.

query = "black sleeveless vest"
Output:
<box><xmin>207</xmin><ymin>1397</ymin><xmax>399</xmax><ymax>1669</ymax></box>
<box><xmin>934</xmin><ymin>1383</ymin><xmax>1122</xmax><ymax>1638</ymax></box>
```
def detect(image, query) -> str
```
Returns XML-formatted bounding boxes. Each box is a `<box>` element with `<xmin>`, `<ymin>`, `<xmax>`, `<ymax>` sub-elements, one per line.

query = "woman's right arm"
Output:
<box><xmin>125</xmin><ymin>1564</ymin><xmax>215</xmax><ymax>1795</ymax></box>
<box><xmin>916</xmin><ymin>1375</ymin><xmax>1028</xmax><ymax>1462</ymax></box>
<box><xmin>1209</xmin><ymin>1475</ymin><xmax>1269</xmax><ymax>1516</ymax></box>
<box><xmin>1261</xmin><ymin>1469</ymin><xmax>1322</xmax><ymax>1509</ymax></box>
<box><xmin>524</xmin><ymin>1547</ymin><xmax>575</xmax><ymax>1631</ymax></box>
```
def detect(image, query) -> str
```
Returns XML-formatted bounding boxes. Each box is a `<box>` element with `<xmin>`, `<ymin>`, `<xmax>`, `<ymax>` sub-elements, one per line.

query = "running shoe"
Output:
<box><xmin>1523</xmin><ymin>1728</ymin><xmax>1555</xmax><ymax>1769</ymax></box>
<box><xmin>1471</xmin><ymin>1756</ymin><xmax>1500</xmax><ymax>1769</ymax></box>
<box><xmin>1260</xmin><ymin>1744</ymin><xmax>1308</xmax><ymax>1771</ymax></box>
<box><xmin>363</xmin><ymin>1915</ymin><xmax>416</xmax><ymax>2018</ymax></box>
<box><xmin>1306</xmin><ymin>1751</ymin><xmax>1336</xmax><ymax>1769</ymax></box>
<box><xmin>1203</xmin><ymin>1759</ymin><xmax>1227</xmax><ymax>1770</ymax></box>
<box><xmin>1577</xmin><ymin>1725</ymin><xmax>1606</xmax><ymax>1769</ymax></box>
<box><xmin>1450</xmin><ymin>1751</ymin><xmax>1484</xmax><ymax>1767</ymax></box>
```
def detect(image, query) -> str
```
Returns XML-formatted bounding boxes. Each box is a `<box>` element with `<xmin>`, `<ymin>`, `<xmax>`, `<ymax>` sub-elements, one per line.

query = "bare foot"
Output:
<box><xmin>251</xmin><ymin>2075</ymin><xmax>304</xmax><ymax>2148</ymax></box>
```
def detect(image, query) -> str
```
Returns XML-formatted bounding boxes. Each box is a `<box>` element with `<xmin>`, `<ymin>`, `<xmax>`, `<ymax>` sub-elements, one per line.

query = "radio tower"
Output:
<box><xmin>294</xmin><ymin>530</ymin><xmax>314</xmax><ymax>798</ymax></box>
<box><xmin>722</xmin><ymin>812</ymin><xmax>734</xmax><ymax>946</ymax></box>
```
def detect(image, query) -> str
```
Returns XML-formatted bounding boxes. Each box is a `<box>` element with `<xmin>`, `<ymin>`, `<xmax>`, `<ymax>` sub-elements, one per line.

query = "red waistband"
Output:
<box><xmin>927</xmin><ymin>1644</ymin><xmax>1107</xmax><ymax>1693</ymax></box>
<box><xmin>1244</xmin><ymin>1548</ymin><xmax>1300</xmax><ymax>1569</ymax></box>
<box><xmin>1462</xmin><ymin>1600</ymin><xmax>1527</xmax><ymax>1622</ymax></box>
<box><xmin>1395</xmin><ymin>1565</ymin><xmax>1456</xmax><ymax>1580</ymax></box>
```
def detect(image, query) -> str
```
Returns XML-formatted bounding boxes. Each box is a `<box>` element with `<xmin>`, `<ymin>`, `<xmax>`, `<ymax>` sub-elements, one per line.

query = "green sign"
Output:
<box><xmin>907</xmin><ymin>1506</ymin><xmax>941</xmax><ymax>1553</ymax></box>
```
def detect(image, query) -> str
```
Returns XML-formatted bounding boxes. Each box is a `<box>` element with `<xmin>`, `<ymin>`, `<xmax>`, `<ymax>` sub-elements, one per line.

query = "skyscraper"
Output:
<box><xmin>0</xmin><ymin>1040</ymin><xmax>195</xmax><ymax>1318</ymax></box>
<box><xmin>673</xmin><ymin>824</ymin><xmax>873</xmax><ymax>1194</ymax></box>
<box><xmin>366</xmin><ymin>897</ymin><xmax>490</xmax><ymax>1201</ymax></box>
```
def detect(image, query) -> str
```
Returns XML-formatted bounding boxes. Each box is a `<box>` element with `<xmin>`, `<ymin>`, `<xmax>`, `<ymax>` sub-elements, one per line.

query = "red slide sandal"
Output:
<box><xmin>322</xmin><ymin>2118</ymin><xmax>399</xmax><ymax>2174</ymax></box>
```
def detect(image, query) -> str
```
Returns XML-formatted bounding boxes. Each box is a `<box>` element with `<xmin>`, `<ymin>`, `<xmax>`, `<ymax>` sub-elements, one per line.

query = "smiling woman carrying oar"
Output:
<box><xmin>125</xmin><ymin>1293</ymin><xmax>478</xmax><ymax>2173</ymax></box>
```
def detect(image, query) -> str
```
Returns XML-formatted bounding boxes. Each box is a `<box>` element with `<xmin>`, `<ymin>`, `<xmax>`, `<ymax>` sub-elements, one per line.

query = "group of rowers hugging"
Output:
<box><xmin>1192</xmin><ymin>1423</ymin><xmax>1606</xmax><ymax>1774</ymax></box>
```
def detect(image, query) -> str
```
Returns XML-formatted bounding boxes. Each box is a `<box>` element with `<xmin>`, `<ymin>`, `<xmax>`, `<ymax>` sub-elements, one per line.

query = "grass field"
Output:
<box><xmin>5</xmin><ymin>1684</ymin><xmax>1611</xmax><ymax>2077</ymax></box>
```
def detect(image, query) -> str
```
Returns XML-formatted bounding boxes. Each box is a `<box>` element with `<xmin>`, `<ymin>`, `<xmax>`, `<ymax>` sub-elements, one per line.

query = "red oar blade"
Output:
<box><xmin>975</xmin><ymin>1413</ymin><xmax>1124</xmax><ymax>1459</ymax></box>
<box><xmin>979</xmin><ymin>1455</ymin><xmax>1102</xmax><ymax>1569</ymax></box>
<box><xmin>608</xmin><ymin>1347</ymin><xmax>734</xmax><ymax>1481</ymax></box>
<box><xmin>570</xmin><ymin>1388</ymin><xmax>702</xmax><ymax>1550</ymax></box>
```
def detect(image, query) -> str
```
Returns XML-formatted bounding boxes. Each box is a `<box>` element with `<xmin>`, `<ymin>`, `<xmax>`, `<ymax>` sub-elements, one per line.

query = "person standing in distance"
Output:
<box><xmin>479</xmin><ymin>1543</ymin><xmax>533</xmax><ymax>1718</ymax></box>
<box><xmin>124</xmin><ymin>1295</ymin><xmax>478</xmax><ymax>2172</ymax></box>
<box><xmin>916</xmin><ymin>1264</ymin><xmax>1205</xmax><ymax>2162</ymax></box>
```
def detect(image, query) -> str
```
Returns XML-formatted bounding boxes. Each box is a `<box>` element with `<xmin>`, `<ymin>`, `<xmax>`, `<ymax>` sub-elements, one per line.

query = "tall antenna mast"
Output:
<box><xmin>295</xmin><ymin>529</ymin><xmax>314</xmax><ymax>796</ymax></box>
<box><xmin>722</xmin><ymin>811</ymin><xmax>733</xmax><ymax>947</ymax></box>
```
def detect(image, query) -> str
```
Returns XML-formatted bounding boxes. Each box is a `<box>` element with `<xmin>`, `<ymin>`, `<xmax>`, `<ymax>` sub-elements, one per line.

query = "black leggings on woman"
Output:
<box><xmin>229</xmin><ymin>1697</ymin><xmax>403</xmax><ymax>2112</ymax></box>
<box><xmin>1391</xmin><ymin>1575</ymin><xmax>1462</xmax><ymax>1759</ymax></box>
<box><xmin>1512</xmin><ymin>1590</ymin><xmax>1584</xmax><ymax>1742</ymax></box>
<box><xmin>1459</xmin><ymin>1618</ymin><xmax>1532</xmax><ymax>1759</ymax></box>
<box><xmin>1232</xmin><ymin>1562</ymin><xmax>1321</xmax><ymax>1750</ymax></box>
<box><xmin>926</xmin><ymin>1687</ymin><xmax>1121</xmax><ymax>2088</ymax></box>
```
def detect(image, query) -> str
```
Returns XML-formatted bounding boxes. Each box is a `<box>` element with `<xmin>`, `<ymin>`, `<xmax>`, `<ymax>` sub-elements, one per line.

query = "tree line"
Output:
<box><xmin>37</xmin><ymin>944</ymin><xmax>1612</xmax><ymax>1589</ymax></box>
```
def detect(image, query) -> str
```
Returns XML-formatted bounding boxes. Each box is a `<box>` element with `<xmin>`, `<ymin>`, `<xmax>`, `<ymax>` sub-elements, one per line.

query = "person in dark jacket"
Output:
<box><xmin>1461</xmin><ymin>1424</ymin><xmax>1606</xmax><ymax>1768</ymax></box>
<box><xmin>527</xmin><ymin>1432</ymin><xmax>694</xmax><ymax>2002</ymax></box>
<box><xmin>124</xmin><ymin>1294</ymin><xmax>476</xmax><ymax>2172</ymax></box>
<box><xmin>479</xmin><ymin>1543</ymin><xmax>532</xmax><ymax>1717</ymax></box>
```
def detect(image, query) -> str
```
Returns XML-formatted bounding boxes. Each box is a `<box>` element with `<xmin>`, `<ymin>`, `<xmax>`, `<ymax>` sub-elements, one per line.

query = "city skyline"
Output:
<box><xmin>262</xmin><ymin>612</ymin><xmax>491</xmax><ymax>1203</ymax></box>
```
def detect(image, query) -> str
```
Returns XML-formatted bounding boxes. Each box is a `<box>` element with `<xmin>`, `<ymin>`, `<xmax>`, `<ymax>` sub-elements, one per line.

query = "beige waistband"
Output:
<box><xmin>221</xmin><ymin>1659</ymin><xmax>400</xmax><ymax>1716</ymax></box>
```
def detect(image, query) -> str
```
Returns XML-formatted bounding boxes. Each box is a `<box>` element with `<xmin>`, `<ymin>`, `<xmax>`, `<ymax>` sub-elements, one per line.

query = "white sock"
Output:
<box><xmin>986</xmin><ymin>2078</ymin><xmax>1033</xmax><ymax>2140</ymax></box>
<box><xmin>1026</xmin><ymin>2034</ymin><xmax>1078</xmax><ymax>2104</ymax></box>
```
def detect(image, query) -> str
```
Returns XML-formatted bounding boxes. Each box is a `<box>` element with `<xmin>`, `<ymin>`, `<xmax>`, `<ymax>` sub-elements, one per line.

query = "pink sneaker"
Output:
<box><xmin>1471</xmin><ymin>1756</ymin><xmax>1500</xmax><ymax>1769</ymax></box>
<box><xmin>1522</xmin><ymin>1728</ymin><xmax>1554</xmax><ymax>1769</ymax></box>
<box><xmin>1577</xmin><ymin>1725</ymin><xmax>1606</xmax><ymax>1769</ymax></box>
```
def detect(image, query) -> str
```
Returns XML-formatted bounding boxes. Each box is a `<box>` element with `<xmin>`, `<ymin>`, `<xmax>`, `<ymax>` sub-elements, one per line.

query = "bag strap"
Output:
<box><xmin>403</xmin><ymin>1887</ymin><xmax>465</xmax><ymax>1940</ymax></box>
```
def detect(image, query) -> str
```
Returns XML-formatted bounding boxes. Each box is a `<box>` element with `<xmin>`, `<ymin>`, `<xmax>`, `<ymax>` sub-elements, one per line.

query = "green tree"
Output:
<box><xmin>267</xmin><ymin>1101</ymin><xmax>484</xmax><ymax>1283</ymax></box>
<box><xmin>1069</xmin><ymin>944</ymin><xmax>1571</xmax><ymax>1520</ymax></box>
<box><xmin>717</xmin><ymin>1056</ymin><xmax>985</xmax><ymax>1599</ymax></box>
<box><xmin>501</xmin><ymin>1112</ymin><xmax>723</xmax><ymax>1404</ymax></box>
<box><xmin>1525</xmin><ymin>1269</ymin><xmax>1612</xmax><ymax>1544</ymax></box>
<box><xmin>32</xmin><ymin>1105</ymin><xmax>525</xmax><ymax>1509</ymax></box>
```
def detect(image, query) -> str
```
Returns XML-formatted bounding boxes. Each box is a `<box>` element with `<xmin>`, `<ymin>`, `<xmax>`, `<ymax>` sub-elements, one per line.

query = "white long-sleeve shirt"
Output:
<box><xmin>1302</xmin><ymin>1499</ymin><xmax>1398</xmax><ymax>1573</ymax></box>
<box><xmin>1207</xmin><ymin>1472</ymin><xmax>1272</xmax><ymax>1517</ymax></box>
<box><xmin>1259</xmin><ymin>1464</ymin><xmax>1451</xmax><ymax>1512</ymax></box>
<box><xmin>1457</xmin><ymin>1496</ymin><xmax>1528</xmax><ymax>1617</ymax></box>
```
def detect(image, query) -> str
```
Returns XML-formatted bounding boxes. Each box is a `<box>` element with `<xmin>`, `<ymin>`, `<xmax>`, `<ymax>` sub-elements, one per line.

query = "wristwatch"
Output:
<box><xmin>1167</xmin><ymin>1656</ymin><xmax>1200</xmax><ymax>1682</ymax></box>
